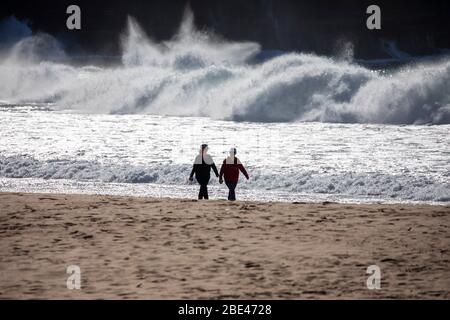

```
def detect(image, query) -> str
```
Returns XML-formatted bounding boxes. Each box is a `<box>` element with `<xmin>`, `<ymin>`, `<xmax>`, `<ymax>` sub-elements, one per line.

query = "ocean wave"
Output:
<box><xmin>1</xmin><ymin>155</ymin><xmax>448</xmax><ymax>202</ymax></box>
<box><xmin>0</xmin><ymin>13</ymin><xmax>449</xmax><ymax>124</ymax></box>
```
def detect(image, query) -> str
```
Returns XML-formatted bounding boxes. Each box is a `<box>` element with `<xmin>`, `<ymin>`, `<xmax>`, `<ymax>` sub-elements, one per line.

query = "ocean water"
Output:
<box><xmin>0</xmin><ymin>12</ymin><xmax>449</xmax><ymax>204</ymax></box>
<box><xmin>0</xmin><ymin>105</ymin><xmax>448</xmax><ymax>204</ymax></box>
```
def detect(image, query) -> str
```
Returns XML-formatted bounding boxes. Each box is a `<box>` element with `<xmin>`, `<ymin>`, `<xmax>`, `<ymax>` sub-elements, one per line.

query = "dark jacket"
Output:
<box><xmin>219</xmin><ymin>156</ymin><xmax>249</xmax><ymax>183</ymax></box>
<box><xmin>190</xmin><ymin>153</ymin><xmax>219</xmax><ymax>184</ymax></box>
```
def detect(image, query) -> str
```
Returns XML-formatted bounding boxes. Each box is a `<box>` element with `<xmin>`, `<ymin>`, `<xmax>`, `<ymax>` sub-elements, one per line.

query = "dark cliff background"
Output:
<box><xmin>1</xmin><ymin>0</ymin><xmax>449</xmax><ymax>59</ymax></box>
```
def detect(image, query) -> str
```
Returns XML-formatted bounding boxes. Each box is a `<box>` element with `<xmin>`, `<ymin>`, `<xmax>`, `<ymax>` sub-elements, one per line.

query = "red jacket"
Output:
<box><xmin>219</xmin><ymin>157</ymin><xmax>249</xmax><ymax>183</ymax></box>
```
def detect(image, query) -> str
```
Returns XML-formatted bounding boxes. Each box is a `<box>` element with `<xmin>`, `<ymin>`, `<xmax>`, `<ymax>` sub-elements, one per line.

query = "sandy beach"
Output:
<box><xmin>0</xmin><ymin>192</ymin><xmax>448</xmax><ymax>299</ymax></box>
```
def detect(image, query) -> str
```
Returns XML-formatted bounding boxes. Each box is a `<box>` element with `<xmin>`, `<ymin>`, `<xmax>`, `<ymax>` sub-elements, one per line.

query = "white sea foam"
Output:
<box><xmin>0</xmin><ymin>109</ymin><xmax>448</xmax><ymax>203</ymax></box>
<box><xmin>0</xmin><ymin>13</ymin><xmax>449</xmax><ymax>204</ymax></box>
<box><xmin>0</xmin><ymin>155</ymin><xmax>448</xmax><ymax>202</ymax></box>
<box><xmin>0</xmin><ymin>11</ymin><xmax>449</xmax><ymax>124</ymax></box>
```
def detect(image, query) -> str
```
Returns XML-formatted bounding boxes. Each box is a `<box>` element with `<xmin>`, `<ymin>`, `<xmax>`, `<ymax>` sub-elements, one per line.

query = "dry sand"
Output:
<box><xmin>0</xmin><ymin>192</ymin><xmax>449</xmax><ymax>299</ymax></box>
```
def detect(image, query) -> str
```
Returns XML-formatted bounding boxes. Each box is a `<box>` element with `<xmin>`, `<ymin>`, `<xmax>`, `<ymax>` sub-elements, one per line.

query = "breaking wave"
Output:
<box><xmin>0</xmin><ymin>10</ymin><xmax>450</xmax><ymax>124</ymax></box>
<box><xmin>1</xmin><ymin>155</ymin><xmax>449</xmax><ymax>202</ymax></box>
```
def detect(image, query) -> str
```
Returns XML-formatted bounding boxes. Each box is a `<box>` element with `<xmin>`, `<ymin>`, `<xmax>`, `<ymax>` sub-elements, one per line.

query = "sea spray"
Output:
<box><xmin>0</xmin><ymin>11</ymin><xmax>449</xmax><ymax>124</ymax></box>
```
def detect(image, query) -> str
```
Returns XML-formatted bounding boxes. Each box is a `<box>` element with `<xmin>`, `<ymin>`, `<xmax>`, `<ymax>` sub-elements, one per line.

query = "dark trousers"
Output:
<box><xmin>225</xmin><ymin>181</ymin><xmax>237</xmax><ymax>201</ymax></box>
<box><xmin>198</xmin><ymin>179</ymin><xmax>210</xmax><ymax>200</ymax></box>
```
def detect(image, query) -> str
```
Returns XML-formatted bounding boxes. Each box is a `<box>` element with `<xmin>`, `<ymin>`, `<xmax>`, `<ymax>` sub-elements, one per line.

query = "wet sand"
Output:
<box><xmin>0</xmin><ymin>192</ymin><xmax>449</xmax><ymax>299</ymax></box>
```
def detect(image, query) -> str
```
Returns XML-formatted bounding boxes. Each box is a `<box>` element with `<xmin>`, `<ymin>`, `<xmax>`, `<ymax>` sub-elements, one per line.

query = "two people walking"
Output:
<box><xmin>189</xmin><ymin>144</ymin><xmax>249</xmax><ymax>201</ymax></box>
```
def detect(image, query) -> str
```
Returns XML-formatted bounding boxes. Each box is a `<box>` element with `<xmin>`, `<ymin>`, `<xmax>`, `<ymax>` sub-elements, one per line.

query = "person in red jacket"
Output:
<box><xmin>219</xmin><ymin>148</ymin><xmax>249</xmax><ymax>201</ymax></box>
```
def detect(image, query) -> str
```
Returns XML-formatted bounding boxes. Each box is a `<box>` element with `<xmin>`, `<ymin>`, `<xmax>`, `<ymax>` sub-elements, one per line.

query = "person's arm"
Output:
<box><xmin>189</xmin><ymin>164</ymin><xmax>196</xmax><ymax>180</ymax></box>
<box><xmin>219</xmin><ymin>160</ymin><xmax>225</xmax><ymax>179</ymax></box>
<box><xmin>212</xmin><ymin>162</ymin><xmax>219</xmax><ymax>177</ymax></box>
<box><xmin>238</xmin><ymin>163</ymin><xmax>249</xmax><ymax>180</ymax></box>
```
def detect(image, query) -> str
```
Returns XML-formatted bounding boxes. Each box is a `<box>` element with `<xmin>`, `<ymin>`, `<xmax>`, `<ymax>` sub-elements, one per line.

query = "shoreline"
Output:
<box><xmin>0</xmin><ymin>192</ymin><xmax>449</xmax><ymax>299</ymax></box>
<box><xmin>1</xmin><ymin>177</ymin><xmax>448</xmax><ymax>206</ymax></box>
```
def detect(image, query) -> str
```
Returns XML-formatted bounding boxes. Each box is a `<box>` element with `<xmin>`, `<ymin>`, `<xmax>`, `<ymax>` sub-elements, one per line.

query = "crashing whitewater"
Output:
<box><xmin>0</xmin><ymin>11</ymin><xmax>449</xmax><ymax>204</ymax></box>
<box><xmin>0</xmin><ymin>10</ymin><xmax>450</xmax><ymax>124</ymax></box>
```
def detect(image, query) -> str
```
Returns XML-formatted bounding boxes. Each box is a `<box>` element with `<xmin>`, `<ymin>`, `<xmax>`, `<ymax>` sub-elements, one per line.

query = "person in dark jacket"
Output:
<box><xmin>219</xmin><ymin>147</ymin><xmax>249</xmax><ymax>201</ymax></box>
<box><xmin>189</xmin><ymin>144</ymin><xmax>219</xmax><ymax>200</ymax></box>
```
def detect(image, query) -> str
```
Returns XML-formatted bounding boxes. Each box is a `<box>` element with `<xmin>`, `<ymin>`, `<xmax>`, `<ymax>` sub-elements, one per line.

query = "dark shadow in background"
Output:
<box><xmin>1</xmin><ymin>0</ymin><xmax>449</xmax><ymax>59</ymax></box>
